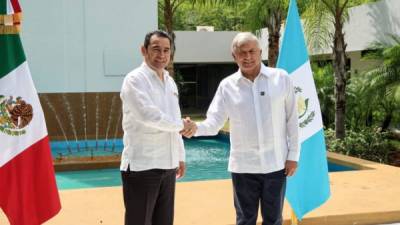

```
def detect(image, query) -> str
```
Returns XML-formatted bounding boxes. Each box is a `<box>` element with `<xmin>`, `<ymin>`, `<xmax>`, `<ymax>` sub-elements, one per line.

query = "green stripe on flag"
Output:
<box><xmin>0</xmin><ymin>34</ymin><xmax>26</xmax><ymax>79</ymax></box>
<box><xmin>0</xmin><ymin>0</ymin><xmax>6</xmax><ymax>14</ymax></box>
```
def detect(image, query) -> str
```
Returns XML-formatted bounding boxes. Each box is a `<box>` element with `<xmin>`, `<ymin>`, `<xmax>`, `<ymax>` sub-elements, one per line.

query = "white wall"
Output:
<box><xmin>174</xmin><ymin>31</ymin><xmax>239</xmax><ymax>63</ymax></box>
<box><xmin>174</xmin><ymin>30</ymin><xmax>274</xmax><ymax>63</ymax></box>
<box><xmin>347</xmin><ymin>52</ymin><xmax>382</xmax><ymax>75</ymax></box>
<box><xmin>310</xmin><ymin>0</ymin><xmax>400</xmax><ymax>55</ymax></box>
<box><xmin>19</xmin><ymin>0</ymin><xmax>157</xmax><ymax>93</ymax></box>
<box><xmin>18</xmin><ymin>0</ymin><xmax>399</xmax><ymax>92</ymax></box>
<box><xmin>345</xmin><ymin>0</ymin><xmax>400</xmax><ymax>52</ymax></box>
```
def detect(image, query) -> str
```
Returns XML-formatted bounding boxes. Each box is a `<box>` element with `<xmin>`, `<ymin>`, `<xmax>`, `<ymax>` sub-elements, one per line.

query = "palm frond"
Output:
<box><xmin>189</xmin><ymin>0</ymin><xmax>237</xmax><ymax>7</ymax></box>
<box><xmin>241</xmin><ymin>0</ymin><xmax>289</xmax><ymax>33</ymax></box>
<box><xmin>303</xmin><ymin>1</ymin><xmax>333</xmax><ymax>53</ymax></box>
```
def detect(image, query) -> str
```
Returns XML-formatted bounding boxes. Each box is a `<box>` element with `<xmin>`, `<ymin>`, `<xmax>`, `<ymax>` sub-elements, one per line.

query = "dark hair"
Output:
<box><xmin>143</xmin><ymin>30</ymin><xmax>174</xmax><ymax>51</ymax></box>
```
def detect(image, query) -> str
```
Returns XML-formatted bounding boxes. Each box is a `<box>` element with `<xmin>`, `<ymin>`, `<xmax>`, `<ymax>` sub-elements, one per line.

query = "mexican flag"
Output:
<box><xmin>0</xmin><ymin>0</ymin><xmax>61</xmax><ymax>224</ymax></box>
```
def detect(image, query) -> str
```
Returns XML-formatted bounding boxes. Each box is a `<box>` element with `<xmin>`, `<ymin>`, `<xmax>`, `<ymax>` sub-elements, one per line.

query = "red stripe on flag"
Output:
<box><xmin>10</xmin><ymin>0</ymin><xmax>21</xmax><ymax>13</ymax></box>
<box><xmin>0</xmin><ymin>136</ymin><xmax>61</xmax><ymax>225</ymax></box>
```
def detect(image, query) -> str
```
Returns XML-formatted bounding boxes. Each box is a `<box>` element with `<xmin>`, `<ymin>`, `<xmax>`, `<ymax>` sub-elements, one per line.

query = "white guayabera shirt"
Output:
<box><xmin>120</xmin><ymin>62</ymin><xmax>185</xmax><ymax>171</ymax></box>
<box><xmin>195</xmin><ymin>63</ymin><xmax>299</xmax><ymax>174</ymax></box>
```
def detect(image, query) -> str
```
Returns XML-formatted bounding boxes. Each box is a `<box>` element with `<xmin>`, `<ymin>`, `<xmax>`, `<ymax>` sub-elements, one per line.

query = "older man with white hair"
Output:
<box><xmin>182</xmin><ymin>32</ymin><xmax>300</xmax><ymax>225</ymax></box>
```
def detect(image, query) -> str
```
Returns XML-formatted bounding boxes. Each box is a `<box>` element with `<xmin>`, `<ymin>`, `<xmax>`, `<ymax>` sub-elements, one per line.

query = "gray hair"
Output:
<box><xmin>231</xmin><ymin>32</ymin><xmax>261</xmax><ymax>53</ymax></box>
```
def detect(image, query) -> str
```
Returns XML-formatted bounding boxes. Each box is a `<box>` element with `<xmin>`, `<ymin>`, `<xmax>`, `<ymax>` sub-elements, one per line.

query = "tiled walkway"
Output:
<box><xmin>1</xmin><ymin>152</ymin><xmax>400</xmax><ymax>225</ymax></box>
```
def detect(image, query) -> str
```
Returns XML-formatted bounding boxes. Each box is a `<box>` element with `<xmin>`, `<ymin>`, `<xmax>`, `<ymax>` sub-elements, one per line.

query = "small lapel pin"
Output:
<box><xmin>260</xmin><ymin>91</ymin><xmax>265</xmax><ymax>96</ymax></box>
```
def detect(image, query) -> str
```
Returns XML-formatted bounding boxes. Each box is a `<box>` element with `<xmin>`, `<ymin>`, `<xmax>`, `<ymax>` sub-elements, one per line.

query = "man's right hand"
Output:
<box><xmin>180</xmin><ymin>117</ymin><xmax>197</xmax><ymax>138</ymax></box>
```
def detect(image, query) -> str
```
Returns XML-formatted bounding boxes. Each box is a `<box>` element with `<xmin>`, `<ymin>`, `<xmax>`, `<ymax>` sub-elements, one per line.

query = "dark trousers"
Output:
<box><xmin>231</xmin><ymin>169</ymin><xmax>286</xmax><ymax>225</ymax></box>
<box><xmin>121</xmin><ymin>168</ymin><xmax>176</xmax><ymax>225</ymax></box>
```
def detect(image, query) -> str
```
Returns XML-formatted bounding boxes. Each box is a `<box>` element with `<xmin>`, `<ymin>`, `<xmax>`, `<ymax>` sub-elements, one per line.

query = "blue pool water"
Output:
<box><xmin>54</xmin><ymin>136</ymin><xmax>355</xmax><ymax>190</ymax></box>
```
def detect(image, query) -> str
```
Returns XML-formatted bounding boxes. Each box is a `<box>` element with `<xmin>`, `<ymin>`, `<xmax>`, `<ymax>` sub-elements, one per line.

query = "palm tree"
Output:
<box><xmin>241</xmin><ymin>0</ymin><xmax>289</xmax><ymax>67</ymax></box>
<box><xmin>304</xmin><ymin>0</ymin><xmax>376</xmax><ymax>139</ymax></box>
<box><xmin>192</xmin><ymin>0</ymin><xmax>293</xmax><ymax>67</ymax></box>
<box><xmin>159</xmin><ymin>0</ymin><xmax>187</xmax><ymax>77</ymax></box>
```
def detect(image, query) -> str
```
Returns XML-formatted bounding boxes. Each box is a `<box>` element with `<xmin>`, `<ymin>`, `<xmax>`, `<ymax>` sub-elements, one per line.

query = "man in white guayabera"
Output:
<box><xmin>120</xmin><ymin>30</ymin><xmax>195</xmax><ymax>225</ymax></box>
<box><xmin>181</xmin><ymin>32</ymin><xmax>300</xmax><ymax>225</ymax></box>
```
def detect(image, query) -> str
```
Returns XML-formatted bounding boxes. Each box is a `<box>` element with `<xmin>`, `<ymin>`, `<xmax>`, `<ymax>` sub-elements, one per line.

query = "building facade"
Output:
<box><xmin>18</xmin><ymin>0</ymin><xmax>400</xmax><ymax>140</ymax></box>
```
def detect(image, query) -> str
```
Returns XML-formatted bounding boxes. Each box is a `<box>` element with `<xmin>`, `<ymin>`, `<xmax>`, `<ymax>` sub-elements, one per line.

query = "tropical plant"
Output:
<box><xmin>312</xmin><ymin>63</ymin><xmax>335</xmax><ymax>127</ymax></box>
<box><xmin>304</xmin><ymin>0</ymin><xmax>376</xmax><ymax>139</ymax></box>
<box><xmin>325</xmin><ymin>128</ymin><xmax>392</xmax><ymax>163</ymax></box>
<box><xmin>362</xmin><ymin>35</ymin><xmax>400</xmax><ymax>130</ymax></box>
<box><xmin>161</xmin><ymin>2</ymin><xmax>245</xmax><ymax>31</ymax></box>
<box><xmin>345</xmin><ymin>74</ymin><xmax>372</xmax><ymax>130</ymax></box>
<box><xmin>191</xmin><ymin>0</ymin><xmax>294</xmax><ymax>67</ymax></box>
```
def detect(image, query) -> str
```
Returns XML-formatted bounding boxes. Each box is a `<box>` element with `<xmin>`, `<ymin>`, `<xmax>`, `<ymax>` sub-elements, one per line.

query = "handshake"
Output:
<box><xmin>180</xmin><ymin>117</ymin><xmax>197</xmax><ymax>138</ymax></box>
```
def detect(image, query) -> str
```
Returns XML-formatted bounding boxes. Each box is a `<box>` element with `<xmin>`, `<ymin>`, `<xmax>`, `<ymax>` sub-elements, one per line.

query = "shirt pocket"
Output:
<box><xmin>227</xmin><ymin>90</ymin><xmax>252</xmax><ymax>120</ymax></box>
<box><xmin>170</xmin><ymin>90</ymin><xmax>180</xmax><ymax>109</ymax></box>
<box><xmin>168</xmin><ymin>85</ymin><xmax>181</xmax><ymax>119</ymax></box>
<box><xmin>268</xmin><ymin>77</ymin><xmax>287</xmax><ymax>100</ymax></box>
<box><xmin>269</xmin><ymin>87</ymin><xmax>286</xmax><ymax>112</ymax></box>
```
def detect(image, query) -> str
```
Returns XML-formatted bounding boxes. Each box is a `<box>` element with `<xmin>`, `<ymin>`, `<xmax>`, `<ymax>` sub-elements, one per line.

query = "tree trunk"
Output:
<box><xmin>267</xmin><ymin>28</ymin><xmax>280</xmax><ymax>68</ymax></box>
<box><xmin>381</xmin><ymin>111</ymin><xmax>392</xmax><ymax>131</ymax></box>
<box><xmin>332</xmin><ymin>12</ymin><xmax>348</xmax><ymax>139</ymax></box>
<box><xmin>267</xmin><ymin>13</ymin><xmax>282</xmax><ymax>68</ymax></box>
<box><xmin>365</xmin><ymin>110</ymin><xmax>373</xmax><ymax>127</ymax></box>
<box><xmin>163</xmin><ymin>0</ymin><xmax>175</xmax><ymax>78</ymax></box>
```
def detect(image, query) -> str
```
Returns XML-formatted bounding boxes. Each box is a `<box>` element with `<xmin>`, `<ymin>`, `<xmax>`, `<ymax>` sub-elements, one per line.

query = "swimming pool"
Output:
<box><xmin>54</xmin><ymin>136</ymin><xmax>355</xmax><ymax>190</ymax></box>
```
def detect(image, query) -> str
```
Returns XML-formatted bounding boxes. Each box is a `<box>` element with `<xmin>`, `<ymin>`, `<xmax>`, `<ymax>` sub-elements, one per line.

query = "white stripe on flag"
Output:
<box><xmin>6</xmin><ymin>0</ymin><xmax>14</xmax><ymax>15</ymax></box>
<box><xmin>0</xmin><ymin>62</ymin><xmax>48</xmax><ymax>167</ymax></box>
<box><xmin>290</xmin><ymin>60</ymin><xmax>323</xmax><ymax>143</ymax></box>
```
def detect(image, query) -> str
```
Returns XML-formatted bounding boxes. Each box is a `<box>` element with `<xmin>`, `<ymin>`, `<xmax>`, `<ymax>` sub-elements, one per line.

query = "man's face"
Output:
<box><xmin>232</xmin><ymin>41</ymin><xmax>262</xmax><ymax>77</ymax></box>
<box><xmin>141</xmin><ymin>35</ymin><xmax>171</xmax><ymax>71</ymax></box>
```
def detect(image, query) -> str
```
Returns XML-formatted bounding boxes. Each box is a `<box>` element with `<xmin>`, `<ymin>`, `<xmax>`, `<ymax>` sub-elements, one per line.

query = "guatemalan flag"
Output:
<box><xmin>277</xmin><ymin>0</ymin><xmax>331</xmax><ymax>220</ymax></box>
<box><xmin>0</xmin><ymin>0</ymin><xmax>61</xmax><ymax>224</ymax></box>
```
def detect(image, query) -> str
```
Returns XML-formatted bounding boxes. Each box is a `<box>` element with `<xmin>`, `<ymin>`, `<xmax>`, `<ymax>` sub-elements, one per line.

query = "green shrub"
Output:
<box><xmin>325</xmin><ymin>128</ymin><xmax>392</xmax><ymax>163</ymax></box>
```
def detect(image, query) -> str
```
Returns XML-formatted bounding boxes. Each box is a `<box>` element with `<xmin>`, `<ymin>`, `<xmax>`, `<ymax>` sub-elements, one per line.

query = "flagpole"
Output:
<box><xmin>291</xmin><ymin>209</ymin><xmax>299</xmax><ymax>225</ymax></box>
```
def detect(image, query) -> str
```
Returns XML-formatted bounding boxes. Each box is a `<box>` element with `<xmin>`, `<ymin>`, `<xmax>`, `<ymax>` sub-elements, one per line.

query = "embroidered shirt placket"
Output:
<box><xmin>157</xmin><ymin>72</ymin><xmax>174</xmax><ymax>167</ymax></box>
<box><xmin>252</xmin><ymin>76</ymin><xmax>267</xmax><ymax>171</ymax></box>
<box><xmin>169</xmin><ymin>90</ymin><xmax>178</xmax><ymax>166</ymax></box>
